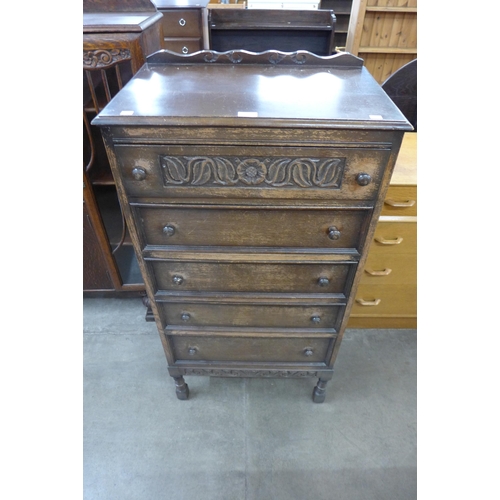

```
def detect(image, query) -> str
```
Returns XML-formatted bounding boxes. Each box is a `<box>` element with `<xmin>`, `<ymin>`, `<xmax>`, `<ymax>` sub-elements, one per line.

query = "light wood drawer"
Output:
<box><xmin>162</xmin><ymin>38</ymin><xmax>203</xmax><ymax>54</ymax></box>
<box><xmin>148</xmin><ymin>259</ymin><xmax>355</xmax><ymax>294</ymax></box>
<box><xmin>114</xmin><ymin>143</ymin><xmax>392</xmax><ymax>201</ymax></box>
<box><xmin>157</xmin><ymin>302</ymin><xmax>345</xmax><ymax>329</ymax></box>
<box><xmin>351</xmin><ymin>284</ymin><xmax>416</xmax><ymax>316</ymax></box>
<box><xmin>381</xmin><ymin>185</ymin><xmax>417</xmax><ymax>216</ymax></box>
<box><xmin>159</xmin><ymin>9</ymin><xmax>202</xmax><ymax>37</ymax></box>
<box><xmin>171</xmin><ymin>335</ymin><xmax>331</xmax><ymax>363</ymax></box>
<box><xmin>359</xmin><ymin>253</ymin><xmax>416</xmax><ymax>285</ymax></box>
<box><xmin>135</xmin><ymin>204</ymin><xmax>370</xmax><ymax>251</ymax></box>
<box><xmin>370</xmin><ymin>217</ymin><xmax>416</xmax><ymax>255</ymax></box>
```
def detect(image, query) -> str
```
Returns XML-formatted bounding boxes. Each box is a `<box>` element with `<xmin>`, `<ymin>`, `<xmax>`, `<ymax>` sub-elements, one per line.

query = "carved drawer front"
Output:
<box><xmin>149</xmin><ymin>260</ymin><xmax>354</xmax><ymax>294</ymax></box>
<box><xmin>161</xmin><ymin>38</ymin><xmax>203</xmax><ymax>54</ymax></box>
<box><xmin>159</xmin><ymin>9</ymin><xmax>202</xmax><ymax>37</ymax></box>
<box><xmin>370</xmin><ymin>218</ymin><xmax>417</xmax><ymax>255</ymax></box>
<box><xmin>359</xmin><ymin>253</ymin><xmax>416</xmax><ymax>285</ymax></box>
<box><xmin>170</xmin><ymin>335</ymin><xmax>331</xmax><ymax>363</ymax></box>
<box><xmin>381</xmin><ymin>185</ymin><xmax>417</xmax><ymax>216</ymax></box>
<box><xmin>352</xmin><ymin>284</ymin><xmax>417</xmax><ymax>316</ymax></box>
<box><xmin>114</xmin><ymin>144</ymin><xmax>391</xmax><ymax>200</ymax></box>
<box><xmin>157</xmin><ymin>302</ymin><xmax>344</xmax><ymax>329</ymax></box>
<box><xmin>136</xmin><ymin>204</ymin><xmax>369</xmax><ymax>250</ymax></box>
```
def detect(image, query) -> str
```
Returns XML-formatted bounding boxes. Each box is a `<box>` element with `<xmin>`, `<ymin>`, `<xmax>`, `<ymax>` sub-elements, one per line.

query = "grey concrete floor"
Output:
<box><xmin>83</xmin><ymin>297</ymin><xmax>417</xmax><ymax>500</ymax></box>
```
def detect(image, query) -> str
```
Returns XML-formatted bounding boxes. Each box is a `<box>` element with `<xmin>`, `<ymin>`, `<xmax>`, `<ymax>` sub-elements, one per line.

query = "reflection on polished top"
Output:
<box><xmin>93</xmin><ymin>50</ymin><xmax>413</xmax><ymax>131</ymax></box>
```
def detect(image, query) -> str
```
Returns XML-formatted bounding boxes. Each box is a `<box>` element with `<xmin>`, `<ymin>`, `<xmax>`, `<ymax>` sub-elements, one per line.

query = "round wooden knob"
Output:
<box><xmin>188</xmin><ymin>347</ymin><xmax>197</xmax><ymax>355</ymax></box>
<box><xmin>356</xmin><ymin>173</ymin><xmax>372</xmax><ymax>186</ymax></box>
<box><xmin>132</xmin><ymin>167</ymin><xmax>146</xmax><ymax>181</ymax></box>
<box><xmin>163</xmin><ymin>225</ymin><xmax>175</xmax><ymax>236</ymax></box>
<box><xmin>304</xmin><ymin>349</ymin><xmax>314</xmax><ymax>356</ymax></box>
<box><xmin>327</xmin><ymin>226</ymin><xmax>341</xmax><ymax>240</ymax></box>
<box><xmin>311</xmin><ymin>316</ymin><xmax>321</xmax><ymax>324</ymax></box>
<box><xmin>318</xmin><ymin>277</ymin><xmax>330</xmax><ymax>287</ymax></box>
<box><xmin>181</xmin><ymin>313</ymin><xmax>191</xmax><ymax>322</ymax></box>
<box><xmin>172</xmin><ymin>275</ymin><xmax>184</xmax><ymax>285</ymax></box>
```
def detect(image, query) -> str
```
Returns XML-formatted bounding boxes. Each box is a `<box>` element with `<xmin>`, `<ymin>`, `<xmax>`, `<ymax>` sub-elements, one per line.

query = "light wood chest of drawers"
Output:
<box><xmin>348</xmin><ymin>132</ymin><xmax>417</xmax><ymax>328</ymax></box>
<box><xmin>93</xmin><ymin>49</ymin><xmax>412</xmax><ymax>402</ymax></box>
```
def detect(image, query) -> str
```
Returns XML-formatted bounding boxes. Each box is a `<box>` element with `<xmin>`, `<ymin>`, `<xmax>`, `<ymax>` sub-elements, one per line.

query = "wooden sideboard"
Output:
<box><xmin>83</xmin><ymin>0</ymin><xmax>162</xmax><ymax>296</ymax></box>
<box><xmin>348</xmin><ymin>132</ymin><xmax>416</xmax><ymax>328</ymax></box>
<box><xmin>152</xmin><ymin>0</ymin><xmax>210</xmax><ymax>53</ymax></box>
<box><xmin>92</xmin><ymin>49</ymin><xmax>412</xmax><ymax>402</ymax></box>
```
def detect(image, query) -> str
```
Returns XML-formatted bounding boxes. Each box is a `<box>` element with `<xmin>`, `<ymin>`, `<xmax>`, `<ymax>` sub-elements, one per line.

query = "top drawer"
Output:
<box><xmin>113</xmin><ymin>144</ymin><xmax>392</xmax><ymax>201</ymax></box>
<box><xmin>159</xmin><ymin>9</ymin><xmax>203</xmax><ymax>37</ymax></box>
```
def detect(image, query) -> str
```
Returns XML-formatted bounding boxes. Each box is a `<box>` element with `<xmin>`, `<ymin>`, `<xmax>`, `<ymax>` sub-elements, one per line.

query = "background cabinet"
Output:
<box><xmin>348</xmin><ymin>132</ymin><xmax>416</xmax><ymax>328</ymax></box>
<box><xmin>345</xmin><ymin>0</ymin><xmax>417</xmax><ymax>83</ymax></box>
<box><xmin>83</xmin><ymin>0</ymin><xmax>163</xmax><ymax>296</ymax></box>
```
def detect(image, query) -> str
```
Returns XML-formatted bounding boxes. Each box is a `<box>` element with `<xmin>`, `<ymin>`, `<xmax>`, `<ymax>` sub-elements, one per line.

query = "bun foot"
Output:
<box><xmin>174</xmin><ymin>376</ymin><xmax>189</xmax><ymax>400</ymax></box>
<box><xmin>312</xmin><ymin>378</ymin><xmax>328</xmax><ymax>403</ymax></box>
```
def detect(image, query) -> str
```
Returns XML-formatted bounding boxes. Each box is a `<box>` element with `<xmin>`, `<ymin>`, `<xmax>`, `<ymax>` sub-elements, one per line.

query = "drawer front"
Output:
<box><xmin>382</xmin><ymin>185</ymin><xmax>417</xmax><ymax>216</ymax></box>
<box><xmin>360</xmin><ymin>253</ymin><xmax>416</xmax><ymax>285</ymax></box>
<box><xmin>161</xmin><ymin>38</ymin><xmax>203</xmax><ymax>54</ymax></box>
<box><xmin>351</xmin><ymin>284</ymin><xmax>417</xmax><ymax>316</ymax></box>
<box><xmin>159</xmin><ymin>9</ymin><xmax>202</xmax><ymax>37</ymax></box>
<box><xmin>370</xmin><ymin>218</ymin><xmax>416</xmax><ymax>255</ymax></box>
<box><xmin>158</xmin><ymin>302</ymin><xmax>344</xmax><ymax>329</ymax></box>
<box><xmin>136</xmin><ymin>205</ymin><xmax>369</xmax><ymax>250</ymax></box>
<box><xmin>114</xmin><ymin>144</ymin><xmax>391</xmax><ymax>201</ymax></box>
<box><xmin>171</xmin><ymin>335</ymin><xmax>331</xmax><ymax>362</ymax></box>
<box><xmin>149</xmin><ymin>260</ymin><xmax>354</xmax><ymax>294</ymax></box>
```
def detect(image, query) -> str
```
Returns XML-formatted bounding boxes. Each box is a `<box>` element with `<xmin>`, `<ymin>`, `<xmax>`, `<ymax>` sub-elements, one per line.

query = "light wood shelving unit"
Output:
<box><xmin>346</xmin><ymin>0</ymin><xmax>416</xmax><ymax>83</ymax></box>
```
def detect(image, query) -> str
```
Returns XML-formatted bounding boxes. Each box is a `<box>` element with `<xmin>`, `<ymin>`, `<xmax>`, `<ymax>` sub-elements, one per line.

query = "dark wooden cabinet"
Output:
<box><xmin>83</xmin><ymin>0</ymin><xmax>163</xmax><ymax>296</ymax></box>
<box><xmin>92</xmin><ymin>49</ymin><xmax>412</xmax><ymax>402</ymax></box>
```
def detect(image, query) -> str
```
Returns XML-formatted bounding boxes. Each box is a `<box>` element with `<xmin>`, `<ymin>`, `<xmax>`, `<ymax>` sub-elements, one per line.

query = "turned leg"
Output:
<box><xmin>312</xmin><ymin>378</ymin><xmax>329</xmax><ymax>403</ymax></box>
<box><xmin>173</xmin><ymin>376</ymin><xmax>189</xmax><ymax>400</ymax></box>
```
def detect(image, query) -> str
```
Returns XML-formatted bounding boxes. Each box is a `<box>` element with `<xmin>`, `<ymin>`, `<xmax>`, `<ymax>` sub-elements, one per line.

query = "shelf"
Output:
<box><xmin>358</xmin><ymin>47</ymin><xmax>417</xmax><ymax>54</ymax></box>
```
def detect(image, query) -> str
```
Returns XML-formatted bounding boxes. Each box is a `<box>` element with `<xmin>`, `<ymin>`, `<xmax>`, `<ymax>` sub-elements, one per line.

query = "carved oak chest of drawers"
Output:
<box><xmin>93</xmin><ymin>49</ymin><xmax>412</xmax><ymax>402</ymax></box>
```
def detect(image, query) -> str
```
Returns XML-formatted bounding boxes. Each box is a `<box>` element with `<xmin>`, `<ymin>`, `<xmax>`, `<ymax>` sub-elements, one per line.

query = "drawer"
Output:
<box><xmin>159</xmin><ymin>9</ymin><xmax>202</xmax><ymax>37</ymax></box>
<box><xmin>157</xmin><ymin>302</ymin><xmax>345</xmax><ymax>329</ymax></box>
<box><xmin>351</xmin><ymin>284</ymin><xmax>417</xmax><ymax>316</ymax></box>
<box><xmin>161</xmin><ymin>38</ymin><xmax>203</xmax><ymax>54</ymax></box>
<box><xmin>370</xmin><ymin>217</ymin><xmax>416</xmax><ymax>255</ymax></box>
<box><xmin>359</xmin><ymin>253</ymin><xmax>416</xmax><ymax>285</ymax></box>
<box><xmin>149</xmin><ymin>260</ymin><xmax>354</xmax><ymax>294</ymax></box>
<box><xmin>136</xmin><ymin>204</ymin><xmax>369</xmax><ymax>251</ymax></box>
<box><xmin>381</xmin><ymin>185</ymin><xmax>417</xmax><ymax>216</ymax></box>
<box><xmin>170</xmin><ymin>335</ymin><xmax>331</xmax><ymax>363</ymax></box>
<box><xmin>114</xmin><ymin>144</ymin><xmax>391</xmax><ymax>201</ymax></box>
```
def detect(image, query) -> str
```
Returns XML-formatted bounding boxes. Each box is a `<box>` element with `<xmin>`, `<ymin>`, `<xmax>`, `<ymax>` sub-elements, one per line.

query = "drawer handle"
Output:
<box><xmin>179</xmin><ymin>18</ymin><xmax>186</xmax><ymax>26</ymax></box>
<box><xmin>303</xmin><ymin>348</ymin><xmax>314</xmax><ymax>356</ymax></box>
<box><xmin>356</xmin><ymin>172</ymin><xmax>372</xmax><ymax>186</ymax></box>
<box><xmin>182</xmin><ymin>46</ymin><xmax>189</xmax><ymax>54</ymax></box>
<box><xmin>132</xmin><ymin>167</ymin><xmax>147</xmax><ymax>181</ymax></box>
<box><xmin>327</xmin><ymin>226</ymin><xmax>341</xmax><ymax>240</ymax></box>
<box><xmin>187</xmin><ymin>347</ymin><xmax>197</xmax><ymax>355</ymax></box>
<box><xmin>364</xmin><ymin>268</ymin><xmax>392</xmax><ymax>276</ymax></box>
<box><xmin>163</xmin><ymin>225</ymin><xmax>175</xmax><ymax>236</ymax></box>
<box><xmin>356</xmin><ymin>298</ymin><xmax>381</xmax><ymax>306</ymax></box>
<box><xmin>385</xmin><ymin>199</ymin><xmax>416</xmax><ymax>208</ymax></box>
<box><xmin>311</xmin><ymin>316</ymin><xmax>321</xmax><ymax>324</ymax></box>
<box><xmin>172</xmin><ymin>275</ymin><xmax>184</xmax><ymax>285</ymax></box>
<box><xmin>181</xmin><ymin>313</ymin><xmax>191</xmax><ymax>322</ymax></box>
<box><xmin>318</xmin><ymin>277</ymin><xmax>330</xmax><ymax>287</ymax></box>
<box><xmin>375</xmin><ymin>236</ymin><xmax>403</xmax><ymax>245</ymax></box>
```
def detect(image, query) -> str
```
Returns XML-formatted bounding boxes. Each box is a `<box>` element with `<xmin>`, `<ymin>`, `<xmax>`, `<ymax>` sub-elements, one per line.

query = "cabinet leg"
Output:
<box><xmin>173</xmin><ymin>376</ymin><xmax>189</xmax><ymax>400</ymax></box>
<box><xmin>312</xmin><ymin>378</ymin><xmax>329</xmax><ymax>403</ymax></box>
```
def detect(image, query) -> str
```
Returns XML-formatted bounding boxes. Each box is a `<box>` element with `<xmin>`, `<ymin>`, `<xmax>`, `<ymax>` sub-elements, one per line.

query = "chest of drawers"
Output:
<box><xmin>153</xmin><ymin>0</ymin><xmax>209</xmax><ymax>54</ymax></box>
<box><xmin>93</xmin><ymin>49</ymin><xmax>412</xmax><ymax>403</ymax></box>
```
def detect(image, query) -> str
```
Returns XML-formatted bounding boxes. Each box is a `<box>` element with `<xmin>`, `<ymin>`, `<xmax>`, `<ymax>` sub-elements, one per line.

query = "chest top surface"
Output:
<box><xmin>92</xmin><ymin>50</ymin><xmax>413</xmax><ymax>131</ymax></box>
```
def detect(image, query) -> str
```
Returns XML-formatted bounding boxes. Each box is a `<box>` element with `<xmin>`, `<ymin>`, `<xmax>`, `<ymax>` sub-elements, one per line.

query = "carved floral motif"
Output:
<box><xmin>83</xmin><ymin>49</ymin><xmax>131</xmax><ymax>69</ymax></box>
<box><xmin>160</xmin><ymin>156</ymin><xmax>344</xmax><ymax>189</ymax></box>
<box><xmin>182</xmin><ymin>368</ymin><xmax>319</xmax><ymax>378</ymax></box>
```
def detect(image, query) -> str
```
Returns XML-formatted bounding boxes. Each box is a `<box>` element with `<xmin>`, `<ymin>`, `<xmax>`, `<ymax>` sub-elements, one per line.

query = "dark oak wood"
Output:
<box><xmin>92</xmin><ymin>49</ymin><xmax>412</xmax><ymax>402</ymax></box>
